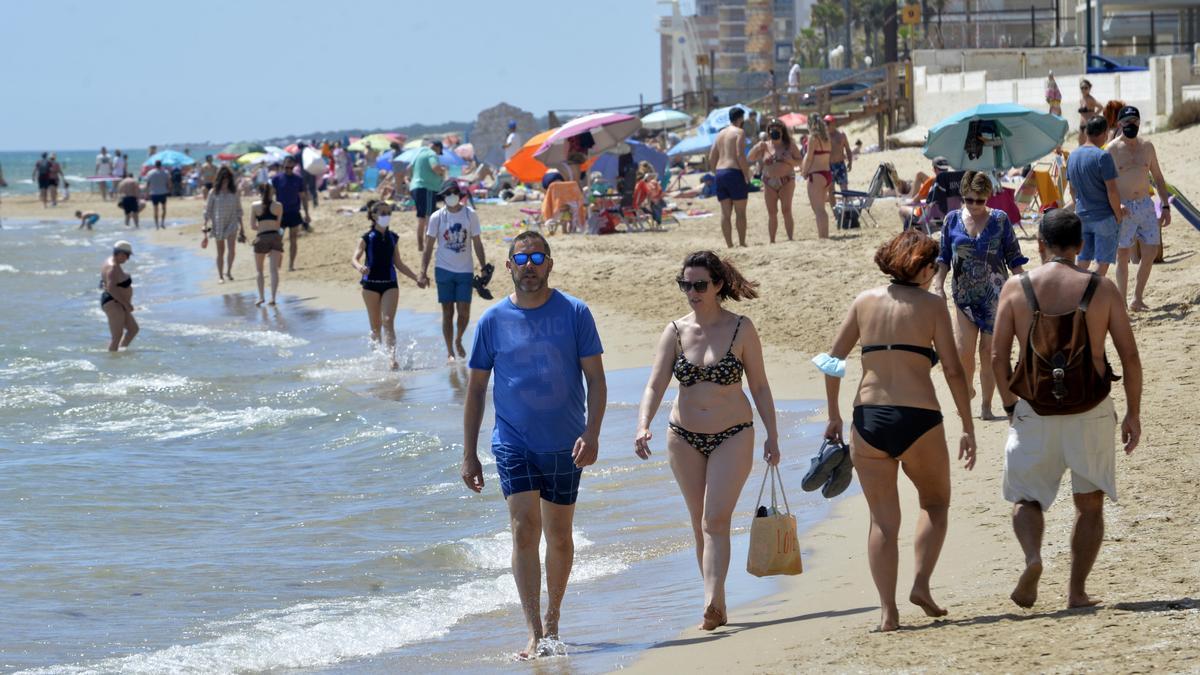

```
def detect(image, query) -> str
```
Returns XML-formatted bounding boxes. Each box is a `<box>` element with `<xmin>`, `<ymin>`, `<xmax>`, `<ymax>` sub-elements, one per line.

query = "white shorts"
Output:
<box><xmin>1002</xmin><ymin>398</ymin><xmax>1117</xmax><ymax>510</ymax></box>
<box><xmin>1118</xmin><ymin>197</ymin><xmax>1161</xmax><ymax>249</ymax></box>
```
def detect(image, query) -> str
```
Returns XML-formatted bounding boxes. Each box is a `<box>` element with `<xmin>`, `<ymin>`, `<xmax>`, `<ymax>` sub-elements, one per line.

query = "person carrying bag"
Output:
<box><xmin>747</xmin><ymin>464</ymin><xmax>802</xmax><ymax>577</ymax></box>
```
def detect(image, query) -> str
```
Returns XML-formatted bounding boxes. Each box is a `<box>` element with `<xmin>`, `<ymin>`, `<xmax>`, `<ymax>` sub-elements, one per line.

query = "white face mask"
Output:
<box><xmin>444</xmin><ymin>194</ymin><xmax>461</xmax><ymax>208</ymax></box>
<box><xmin>376</xmin><ymin>215</ymin><xmax>391</xmax><ymax>228</ymax></box>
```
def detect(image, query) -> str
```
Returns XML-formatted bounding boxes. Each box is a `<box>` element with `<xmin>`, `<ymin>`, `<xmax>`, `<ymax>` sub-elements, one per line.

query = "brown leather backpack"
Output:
<box><xmin>1008</xmin><ymin>272</ymin><xmax>1119</xmax><ymax>416</ymax></box>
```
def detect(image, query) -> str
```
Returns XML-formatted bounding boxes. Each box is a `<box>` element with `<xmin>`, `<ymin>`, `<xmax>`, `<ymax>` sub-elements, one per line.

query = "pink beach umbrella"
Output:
<box><xmin>533</xmin><ymin>112</ymin><xmax>643</xmax><ymax>166</ymax></box>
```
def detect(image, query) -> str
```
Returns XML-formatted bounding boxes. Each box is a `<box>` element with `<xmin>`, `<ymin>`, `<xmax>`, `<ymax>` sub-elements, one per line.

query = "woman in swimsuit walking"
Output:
<box><xmin>635</xmin><ymin>251</ymin><xmax>780</xmax><ymax>631</ymax></box>
<box><xmin>817</xmin><ymin>230</ymin><xmax>976</xmax><ymax>632</ymax></box>
<box><xmin>250</xmin><ymin>183</ymin><xmax>284</xmax><ymax>306</ymax></box>
<box><xmin>352</xmin><ymin>200</ymin><xmax>425</xmax><ymax>370</ymax></box>
<box><xmin>100</xmin><ymin>240</ymin><xmax>139</xmax><ymax>352</ymax></box>
<box><xmin>933</xmin><ymin>171</ymin><xmax>1028</xmax><ymax>419</ymax></box>
<box><xmin>800</xmin><ymin>116</ymin><xmax>833</xmax><ymax>239</ymax></box>
<box><xmin>748</xmin><ymin>118</ymin><xmax>802</xmax><ymax>243</ymax></box>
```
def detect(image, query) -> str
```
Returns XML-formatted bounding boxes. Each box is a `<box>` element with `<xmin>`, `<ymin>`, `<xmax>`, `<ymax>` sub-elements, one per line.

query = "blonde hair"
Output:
<box><xmin>960</xmin><ymin>170</ymin><xmax>994</xmax><ymax>198</ymax></box>
<box><xmin>808</xmin><ymin>116</ymin><xmax>829</xmax><ymax>142</ymax></box>
<box><xmin>637</xmin><ymin>161</ymin><xmax>654</xmax><ymax>179</ymax></box>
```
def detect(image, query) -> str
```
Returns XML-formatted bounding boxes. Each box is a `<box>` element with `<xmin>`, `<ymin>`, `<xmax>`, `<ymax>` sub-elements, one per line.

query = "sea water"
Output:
<box><xmin>0</xmin><ymin>218</ymin><xmax>836</xmax><ymax>673</ymax></box>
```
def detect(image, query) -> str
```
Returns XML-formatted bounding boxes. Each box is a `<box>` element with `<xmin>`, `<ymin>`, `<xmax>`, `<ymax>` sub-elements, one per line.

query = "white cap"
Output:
<box><xmin>113</xmin><ymin>240</ymin><xmax>133</xmax><ymax>255</ymax></box>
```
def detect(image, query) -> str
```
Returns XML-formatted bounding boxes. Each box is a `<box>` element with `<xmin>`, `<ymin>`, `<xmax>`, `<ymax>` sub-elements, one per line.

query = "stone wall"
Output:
<box><xmin>472</xmin><ymin>103</ymin><xmax>538</xmax><ymax>167</ymax></box>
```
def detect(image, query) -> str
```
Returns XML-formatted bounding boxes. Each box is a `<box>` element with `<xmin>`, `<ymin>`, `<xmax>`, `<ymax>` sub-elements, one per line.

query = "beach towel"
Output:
<box><xmin>747</xmin><ymin>465</ymin><xmax>802</xmax><ymax>577</ymax></box>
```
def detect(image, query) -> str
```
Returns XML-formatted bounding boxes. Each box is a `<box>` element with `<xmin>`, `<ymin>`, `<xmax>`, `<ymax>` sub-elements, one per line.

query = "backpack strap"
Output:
<box><xmin>1079</xmin><ymin>273</ymin><xmax>1100</xmax><ymax>311</ymax></box>
<box><xmin>1018</xmin><ymin>273</ymin><xmax>1040</xmax><ymax>312</ymax></box>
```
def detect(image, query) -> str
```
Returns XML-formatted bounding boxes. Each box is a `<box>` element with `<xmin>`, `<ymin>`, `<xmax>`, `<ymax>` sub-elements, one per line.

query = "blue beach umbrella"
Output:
<box><xmin>588</xmin><ymin>140</ymin><xmax>668</xmax><ymax>181</ymax></box>
<box><xmin>924</xmin><ymin>103</ymin><xmax>1069</xmax><ymax>171</ymax></box>
<box><xmin>667</xmin><ymin>133</ymin><xmax>717</xmax><ymax>157</ymax></box>
<box><xmin>439</xmin><ymin>149</ymin><xmax>465</xmax><ymax>167</ymax></box>
<box><xmin>700</xmin><ymin>104</ymin><xmax>754</xmax><ymax>135</ymax></box>
<box><xmin>376</xmin><ymin>150</ymin><xmax>395</xmax><ymax>170</ymax></box>
<box><xmin>142</xmin><ymin>150</ymin><xmax>196</xmax><ymax>168</ymax></box>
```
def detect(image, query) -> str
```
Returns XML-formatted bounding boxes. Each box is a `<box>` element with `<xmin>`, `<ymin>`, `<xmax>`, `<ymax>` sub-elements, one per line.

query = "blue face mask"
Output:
<box><xmin>812</xmin><ymin>353</ymin><xmax>846</xmax><ymax>378</ymax></box>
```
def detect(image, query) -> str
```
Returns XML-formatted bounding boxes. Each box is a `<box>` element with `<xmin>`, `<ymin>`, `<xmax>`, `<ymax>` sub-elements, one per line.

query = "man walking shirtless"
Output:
<box><xmin>707</xmin><ymin>107</ymin><xmax>752</xmax><ymax>248</ymax></box>
<box><xmin>1106</xmin><ymin>106</ymin><xmax>1172</xmax><ymax>311</ymax></box>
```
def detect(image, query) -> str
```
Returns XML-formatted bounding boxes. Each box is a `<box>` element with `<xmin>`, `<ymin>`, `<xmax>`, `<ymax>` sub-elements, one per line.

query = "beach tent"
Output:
<box><xmin>142</xmin><ymin>150</ymin><xmax>195</xmax><ymax>168</ymax></box>
<box><xmin>589</xmin><ymin>140</ymin><xmax>668</xmax><ymax>181</ymax></box>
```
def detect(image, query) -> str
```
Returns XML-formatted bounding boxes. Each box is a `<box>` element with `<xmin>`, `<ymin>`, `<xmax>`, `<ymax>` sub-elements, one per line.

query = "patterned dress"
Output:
<box><xmin>938</xmin><ymin>208</ymin><xmax>1028</xmax><ymax>334</ymax></box>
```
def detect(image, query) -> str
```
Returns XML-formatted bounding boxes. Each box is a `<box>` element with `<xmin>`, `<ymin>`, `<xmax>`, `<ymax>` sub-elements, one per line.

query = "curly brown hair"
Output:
<box><xmin>874</xmin><ymin>230</ymin><xmax>939</xmax><ymax>281</ymax></box>
<box><xmin>679</xmin><ymin>251</ymin><xmax>759</xmax><ymax>301</ymax></box>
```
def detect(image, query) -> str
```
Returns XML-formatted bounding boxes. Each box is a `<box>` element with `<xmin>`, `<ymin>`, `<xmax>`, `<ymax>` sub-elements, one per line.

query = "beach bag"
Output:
<box><xmin>834</xmin><ymin>203</ymin><xmax>860</xmax><ymax>229</ymax></box>
<box><xmin>1008</xmin><ymin>272</ymin><xmax>1118</xmax><ymax>416</ymax></box>
<box><xmin>746</xmin><ymin>465</ymin><xmax>803</xmax><ymax>577</ymax></box>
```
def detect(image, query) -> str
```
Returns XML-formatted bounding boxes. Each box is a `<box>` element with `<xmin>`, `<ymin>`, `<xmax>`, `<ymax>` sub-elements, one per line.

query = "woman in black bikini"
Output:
<box><xmin>748</xmin><ymin>118</ymin><xmax>802</xmax><ymax>243</ymax></box>
<box><xmin>800</xmin><ymin>116</ymin><xmax>833</xmax><ymax>239</ymax></box>
<box><xmin>351</xmin><ymin>200</ymin><xmax>425</xmax><ymax>370</ymax></box>
<box><xmin>635</xmin><ymin>251</ymin><xmax>780</xmax><ymax>631</ymax></box>
<box><xmin>250</xmin><ymin>183</ymin><xmax>284</xmax><ymax>306</ymax></box>
<box><xmin>100</xmin><ymin>240</ymin><xmax>139</xmax><ymax>352</ymax></box>
<box><xmin>816</xmin><ymin>229</ymin><xmax>976</xmax><ymax>632</ymax></box>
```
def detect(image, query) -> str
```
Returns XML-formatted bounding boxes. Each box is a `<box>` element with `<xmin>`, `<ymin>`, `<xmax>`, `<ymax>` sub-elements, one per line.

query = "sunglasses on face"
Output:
<box><xmin>962</xmin><ymin>197</ymin><xmax>988</xmax><ymax>205</ymax></box>
<box><xmin>677</xmin><ymin>279</ymin><xmax>711</xmax><ymax>293</ymax></box>
<box><xmin>511</xmin><ymin>252</ymin><xmax>547</xmax><ymax>266</ymax></box>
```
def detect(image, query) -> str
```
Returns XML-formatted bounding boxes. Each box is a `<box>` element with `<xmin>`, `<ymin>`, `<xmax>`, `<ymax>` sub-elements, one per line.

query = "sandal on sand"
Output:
<box><xmin>801</xmin><ymin>439</ymin><xmax>849</xmax><ymax>492</ymax></box>
<box><xmin>821</xmin><ymin>452</ymin><xmax>855</xmax><ymax>498</ymax></box>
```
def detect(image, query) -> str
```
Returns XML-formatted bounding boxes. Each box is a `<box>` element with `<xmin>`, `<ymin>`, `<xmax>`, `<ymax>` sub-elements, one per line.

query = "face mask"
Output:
<box><xmin>445</xmin><ymin>194</ymin><xmax>461</xmax><ymax>207</ymax></box>
<box><xmin>769</xmin><ymin>130</ymin><xmax>782</xmax><ymax>140</ymax></box>
<box><xmin>376</xmin><ymin>215</ymin><xmax>391</xmax><ymax>228</ymax></box>
<box><xmin>1121</xmin><ymin>124</ymin><xmax>1139</xmax><ymax>139</ymax></box>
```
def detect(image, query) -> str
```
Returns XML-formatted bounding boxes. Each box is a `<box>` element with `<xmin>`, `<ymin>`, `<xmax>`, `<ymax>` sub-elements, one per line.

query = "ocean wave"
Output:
<box><xmin>148</xmin><ymin>321</ymin><xmax>308</xmax><ymax>350</ymax></box>
<box><xmin>0</xmin><ymin>385</ymin><xmax>66</xmax><ymax>409</ymax></box>
<box><xmin>43</xmin><ymin>400</ymin><xmax>325</xmax><ymax>442</ymax></box>
<box><xmin>0</xmin><ymin>264</ymin><xmax>17</xmax><ymax>273</ymax></box>
<box><xmin>24</xmin><ymin>553</ymin><xmax>626</xmax><ymax>674</ymax></box>
<box><xmin>0</xmin><ymin>357</ymin><xmax>97</xmax><ymax>379</ymax></box>
<box><xmin>67</xmin><ymin>374</ymin><xmax>194</xmax><ymax>397</ymax></box>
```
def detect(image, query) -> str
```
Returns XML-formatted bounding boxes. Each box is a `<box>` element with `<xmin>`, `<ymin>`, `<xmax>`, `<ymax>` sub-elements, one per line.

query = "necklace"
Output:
<box><xmin>1049</xmin><ymin>256</ymin><xmax>1076</xmax><ymax>267</ymax></box>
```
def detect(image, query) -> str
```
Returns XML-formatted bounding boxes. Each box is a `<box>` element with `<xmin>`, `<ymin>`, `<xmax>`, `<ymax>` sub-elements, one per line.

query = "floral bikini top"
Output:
<box><xmin>672</xmin><ymin>316</ymin><xmax>744</xmax><ymax>387</ymax></box>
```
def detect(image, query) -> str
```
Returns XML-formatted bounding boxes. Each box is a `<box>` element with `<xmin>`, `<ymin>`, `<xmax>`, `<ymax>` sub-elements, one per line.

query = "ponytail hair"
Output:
<box><xmin>680</xmin><ymin>250</ymin><xmax>759</xmax><ymax>302</ymax></box>
<box><xmin>258</xmin><ymin>181</ymin><xmax>273</xmax><ymax>205</ymax></box>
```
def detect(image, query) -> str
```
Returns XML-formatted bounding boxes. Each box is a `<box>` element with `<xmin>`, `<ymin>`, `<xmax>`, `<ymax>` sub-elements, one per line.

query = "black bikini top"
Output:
<box><xmin>672</xmin><ymin>316</ymin><xmax>745</xmax><ymax>387</ymax></box>
<box><xmin>862</xmin><ymin>343</ymin><xmax>938</xmax><ymax>367</ymax></box>
<box><xmin>256</xmin><ymin>202</ymin><xmax>278</xmax><ymax>221</ymax></box>
<box><xmin>116</xmin><ymin>277</ymin><xmax>132</xmax><ymax>288</ymax></box>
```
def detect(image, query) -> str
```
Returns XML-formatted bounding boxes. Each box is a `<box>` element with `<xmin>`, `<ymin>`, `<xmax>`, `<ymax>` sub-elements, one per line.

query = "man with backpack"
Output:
<box><xmin>991</xmin><ymin>208</ymin><xmax>1142</xmax><ymax>611</ymax></box>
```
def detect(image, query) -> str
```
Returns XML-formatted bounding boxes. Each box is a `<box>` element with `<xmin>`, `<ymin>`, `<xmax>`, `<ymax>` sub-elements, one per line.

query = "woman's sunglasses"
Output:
<box><xmin>512</xmin><ymin>252</ymin><xmax>547</xmax><ymax>266</ymax></box>
<box><xmin>677</xmin><ymin>279</ymin><xmax>711</xmax><ymax>293</ymax></box>
<box><xmin>962</xmin><ymin>197</ymin><xmax>988</xmax><ymax>205</ymax></box>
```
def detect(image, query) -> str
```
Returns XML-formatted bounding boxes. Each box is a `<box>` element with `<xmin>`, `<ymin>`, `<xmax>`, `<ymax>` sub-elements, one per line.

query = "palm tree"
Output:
<box><xmin>794</xmin><ymin>28</ymin><xmax>823</xmax><ymax>68</ymax></box>
<box><xmin>811</xmin><ymin>0</ymin><xmax>846</xmax><ymax>68</ymax></box>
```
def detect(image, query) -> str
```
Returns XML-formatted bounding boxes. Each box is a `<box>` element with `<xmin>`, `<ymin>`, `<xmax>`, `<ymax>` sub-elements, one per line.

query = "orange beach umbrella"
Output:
<box><xmin>503</xmin><ymin>128</ymin><xmax>597</xmax><ymax>184</ymax></box>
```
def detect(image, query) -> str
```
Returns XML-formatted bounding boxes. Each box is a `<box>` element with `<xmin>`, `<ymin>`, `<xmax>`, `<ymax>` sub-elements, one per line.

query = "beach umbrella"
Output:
<box><xmin>641</xmin><ymin>109</ymin><xmax>691</xmax><ymax>130</ymax></box>
<box><xmin>222</xmin><ymin>141</ymin><xmax>265</xmax><ymax>157</ymax></box>
<box><xmin>588</xmin><ymin>140</ymin><xmax>668</xmax><ymax>181</ymax></box>
<box><xmin>667</xmin><ymin>133</ymin><xmax>718</xmax><ymax>157</ymax></box>
<box><xmin>504</xmin><ymin>128</ymin><xmax>558</xmax><ymax>183</ymax></box>
<box><xmin>534</xmin><ymin>112</ymin><xmax>642</xmax><ymax>166</ymax></box>
<box><xmin>402</xmin><ymin>138</ymin><xmax>425</xmax><ymax>150</ymax></box>
<box><xmin>376</xmin><ymin>150</ymin><xmax>395</xmax><ymax>170</ymax></box>
<box><xmin>924</xmin><ymin>103</ymin><xmax>1068</xmax><ymax>171</ymax></box>
<box><xmin>238</xmin><ymin>151</ymin><xmax>266</xmax><ymax>165</ymax></box>
<box><xmin>142</xmin><ymin>150</ymin><xmax>195</xmax><ymax>168</ymax></box>
<box><xmin>777</xmin><ymin>112</ymin><xmax>808</xmax><ymax>129</ymax></box>
<box><xmin>284</xmin><ymin>143</ymin><xmax>300</xmax><ymax>154</ymax></box>
<box><xmin>395</xmin><ymin>147</ymin><xmax>422</xmax><ymax>164</ymax></box>
<box><xmin>454</xmin><ymin>143</ymin><xmax>475</xmax><ymax>160</ymax></box>
<box><xmin>700</xmin><ymin>104</ymin><xmax>754</xmax><ymax>135</ymax></box>
<box><xmin>439</xmin><ymin>149</ymin><xmax>466</xmax><ymax>167</ymax></box>
<box><xmin>359</xmin><ymin>134</ymin><xmax>398</xmax><ymax>151</ymax></box>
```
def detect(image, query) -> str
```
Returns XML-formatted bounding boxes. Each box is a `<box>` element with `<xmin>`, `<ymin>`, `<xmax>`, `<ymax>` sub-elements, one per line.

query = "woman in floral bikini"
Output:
<box><xmin>933</xmin><ymin>170</ymin><xmax>1028</xmax><ymax>420</ymax></box>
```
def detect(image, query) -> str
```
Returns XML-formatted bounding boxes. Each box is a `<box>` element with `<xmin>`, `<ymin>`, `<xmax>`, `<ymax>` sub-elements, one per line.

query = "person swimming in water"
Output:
<box><xmin>100</xmin><ymin>240</ymin><xmax>139</xmax><ymax>351</ymax></box>
<box><xmin>634</xmin><ymin>250</ymin><xmax>780</xmax><ymax>631</ymax></box>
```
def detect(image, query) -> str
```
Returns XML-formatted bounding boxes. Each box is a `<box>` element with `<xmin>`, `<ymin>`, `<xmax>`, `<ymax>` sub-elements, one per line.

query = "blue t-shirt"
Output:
<box><xmin>468</xmin><ymin>290</ymin><xmax>604</xmax><ymax>453</ymax></box>
<box><xmin>1066</xmin><ymin>145</ymin><xmax>1118</xmax><ymax>221</ymax></box>
<box><xmin>271</xmin><ymin>173</ymin><xmax>304</xmax><ymax>213</ymax></box>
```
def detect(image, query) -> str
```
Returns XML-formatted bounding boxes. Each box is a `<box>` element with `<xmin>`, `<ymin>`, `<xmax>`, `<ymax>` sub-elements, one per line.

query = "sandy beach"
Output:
<box><xmin>5</xmin><ymin>122</ymin><xmax>1199</xmax><ymax>671</ymax></box>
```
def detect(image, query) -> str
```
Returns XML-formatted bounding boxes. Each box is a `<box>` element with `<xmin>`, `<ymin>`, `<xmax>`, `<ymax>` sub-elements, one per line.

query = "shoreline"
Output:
<box><xmin>5</xmin><ymin>124</ymin><xmax>1200</xmax><ymax>673</ymax></box>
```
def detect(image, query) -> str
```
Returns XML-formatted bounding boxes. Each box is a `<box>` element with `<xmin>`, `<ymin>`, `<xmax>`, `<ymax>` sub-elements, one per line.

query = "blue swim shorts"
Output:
<box><xmin>435</xmin><ymin>267</ymin><xmax>473</xmax><ymax>304</ymax></box>
<box><xmin>1079</xmin><ymin>215</ymin><xmax>1119</xmax><ymax>265</ymax></box>
<box><xmin>492</xmin><ymin>444</ymin><xmax>582</xmax><ymax>505</ymax></box>
<box><xmin>412</xmin><ymin>188</ymin><xmax>436</xmax><ymax>218</ymax></box>
<box><xmin>1118</xmin><ymin>197</ymin><xmax>1161</xmax><ymax>249</ymax></box>
<box><xmin>715</xmin><ymin>168</ymin><xmax>748</xmax><ymax>202</ymax></box>
<box><xmin>830</xmin><ymin>161</ymin><xmax>849</xmax><ymax>187</ymax></box>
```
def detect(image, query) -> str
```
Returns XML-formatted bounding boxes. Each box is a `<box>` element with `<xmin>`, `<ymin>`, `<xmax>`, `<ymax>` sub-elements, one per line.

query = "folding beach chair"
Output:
<box><xmin>920</xmin><ymin>170</ymin><xmax>965</xmax><ymax>234</ymax></box>
<box><xmin>834</xmin><ymin>163</ymin><xmax>892</xmax><ymax>229</ymax></box>
<box><xmin>1014</xmin><ymin>171</ymin><xmax>1039</xmax><ymax>220</ymax></box>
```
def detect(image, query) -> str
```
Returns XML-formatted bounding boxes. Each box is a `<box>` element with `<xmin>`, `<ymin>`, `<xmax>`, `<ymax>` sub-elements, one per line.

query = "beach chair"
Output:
<box><xmin>834</xmin><ymin>163</ymin><xmax>892</xmax><ymax>229</ymax></box>
<box><xmin>920</xmin><ymin>170</ymin><xmax>965</xmax><ymax>234</ymax></box>
<box><xmin>542</xmin><ymin>181</ymin><xmax>586</xmax><ymax>234</ymax></box>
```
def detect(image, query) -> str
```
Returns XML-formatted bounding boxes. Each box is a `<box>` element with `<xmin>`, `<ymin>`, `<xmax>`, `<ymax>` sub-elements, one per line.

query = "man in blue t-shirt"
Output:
<box><xmin>270</xmin><ymin>156</ymin><xmax>311</xmax><ymax>272</ymax></box>
<box><xmin>1066</xmin><ymin>116</ymin><xmax>1129</xmax><ymax>276</ymax></box>
<box><xmin>463</xmin><ymin>230</ymin><xmax>607</xmax><ymax>658</ymax></box>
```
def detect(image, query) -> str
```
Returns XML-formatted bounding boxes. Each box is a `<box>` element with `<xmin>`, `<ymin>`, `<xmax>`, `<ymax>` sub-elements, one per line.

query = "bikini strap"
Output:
<box><xmin>728</xmin><ymin>316</ymin><xmax>744</xmax><ymax>352</ymax></box>
<box><xmin>1079</xmin><ymin>273</ymin><xmax>1100</xmax><ymax>311</ymax></box>
<box><xmin>671</xmin><ymin>321</ymin><xmax>683</xmax><ymax>352</ymax></box>
<box><xmin>1018</xmin><ymin>273</ymin><xmax>1040</xmax><ymax>313</ymax></box>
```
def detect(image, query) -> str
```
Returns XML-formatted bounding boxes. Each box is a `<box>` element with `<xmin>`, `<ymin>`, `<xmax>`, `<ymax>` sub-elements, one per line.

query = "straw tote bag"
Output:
<box><xmin>746</xmin><ymin>464</ymin><xmax>803</xmax><ymax>577</ymax></box>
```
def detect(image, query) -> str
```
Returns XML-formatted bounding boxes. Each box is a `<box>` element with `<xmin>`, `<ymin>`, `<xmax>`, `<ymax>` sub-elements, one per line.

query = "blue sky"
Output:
<box><xmin>0</xmin><ymin>0</ymin><xmax>664</xmax><ymax>151</ymax></box>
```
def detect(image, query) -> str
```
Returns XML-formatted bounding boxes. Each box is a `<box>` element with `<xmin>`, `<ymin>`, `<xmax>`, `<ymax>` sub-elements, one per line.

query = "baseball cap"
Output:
<box><xmin>932</xmin><ymin>156</ymin><xmax>952</xmax><ymax>171</ymax></box>
<box><xmin>113</xmin><ymin>240</ymin><xmax>133</xmax><ymax>255</ymax></box>
<box><xmin>823</xmin><ymin>114</ymin><xmax>836</xmax><ymax>123</ymax></box>
<box><xmin>1118</xmin><ymin>105</ymin><xmax>1140</xmax><ymax>121</ymax></box>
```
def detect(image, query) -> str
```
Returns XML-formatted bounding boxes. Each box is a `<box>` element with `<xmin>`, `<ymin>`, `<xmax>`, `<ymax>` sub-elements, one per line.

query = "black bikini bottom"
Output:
<box><xmin>669</xmin><ymin>421</ymin><xmax>752</xmax><ymax>457</ymax></box>
<box><xmin>852</xmin><ymin>405</ymin><xmax>943</xmax><ymax>458</ymax></box>
<box><xmin>101</xmin><ymin>292</ymin><xmax>115</xmax><ymax>308</ymax></box>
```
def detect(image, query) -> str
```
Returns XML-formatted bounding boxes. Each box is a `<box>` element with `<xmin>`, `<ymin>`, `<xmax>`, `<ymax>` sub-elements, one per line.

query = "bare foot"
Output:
<box><xmin>446</xmin><ymin>354</ymin><xmax>456</xmax><ymax>364</ymax></box>
<box><xmin>876</xmin><ymin>605</ymin><xmax>900</xmax><ymax>632</ymax></box>
<box><xmin>981</xmin><ymin>406</ymin><xmax>998</xmax><ymax>421</ymax></box>
<box><xmin>1129</xmin><ymin>300</ymin><xmax>1150</xmax><ymax>312</ymax></box>
<box><xmin>455</xmin><ymin>340</ymin><xmax>467</xmax><ymax>358</ymax></box>
<box><xmin>268</xmin><ymin>300</ymin><xmax>276</xmax><ymax>306</ymax></box>
<box><xmin>1010</xmin><ymin>560</ymin><xmax>1043</xmax><ymax>608</ymax></box>
<box><xmin>217</xmin><ymin>276</ymin><xmax>225</xmax><ymax>284</ymax></box>
<box><xmin>1068</xmin><ymin>592</ymin><xmax>1102</xmax><ymax>609</ymax></box>
<box><xmin>515</xmin><ymin>636</ymin><xmax>540</xmax><ymax>661</ymax></box>
<box><xmin>909</xmin><ymin>588</ymin><xmax>948</xmax><ymax>617</ymax></box>
<box><xmin>699</xmin><ymin>604</ymin><xmax>727</xmax><ymax>631</ymax></box>
<box><xmin>226</xmin><ymin>272</ymin><xmax>234</xmax><ymax>281</ymax></box>
<box><xmin>390</xmin><ymin>359</ymin><xmax>400</xmax><ymax>371</ymax></box>
<box><xmin>255</xmin><ymin>298</ymin><xmax>264</xmax><ymax>307</ymax></box>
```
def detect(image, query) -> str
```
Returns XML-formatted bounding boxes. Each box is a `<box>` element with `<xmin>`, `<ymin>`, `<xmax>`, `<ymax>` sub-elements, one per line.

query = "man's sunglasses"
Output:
<box><xmin>962</xmin><ymin>197</ymin><xmax>988</xmax><ymax>205</ymax></box>
<box><xmin>677</xmin><ymin>279</ymin><xmax>711</xmax><ymax>293</ymax></box>
<box><xmin>511</xmin><ymin>252</ymin><xmax>547</xmax><ymax>266</ymax></box>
